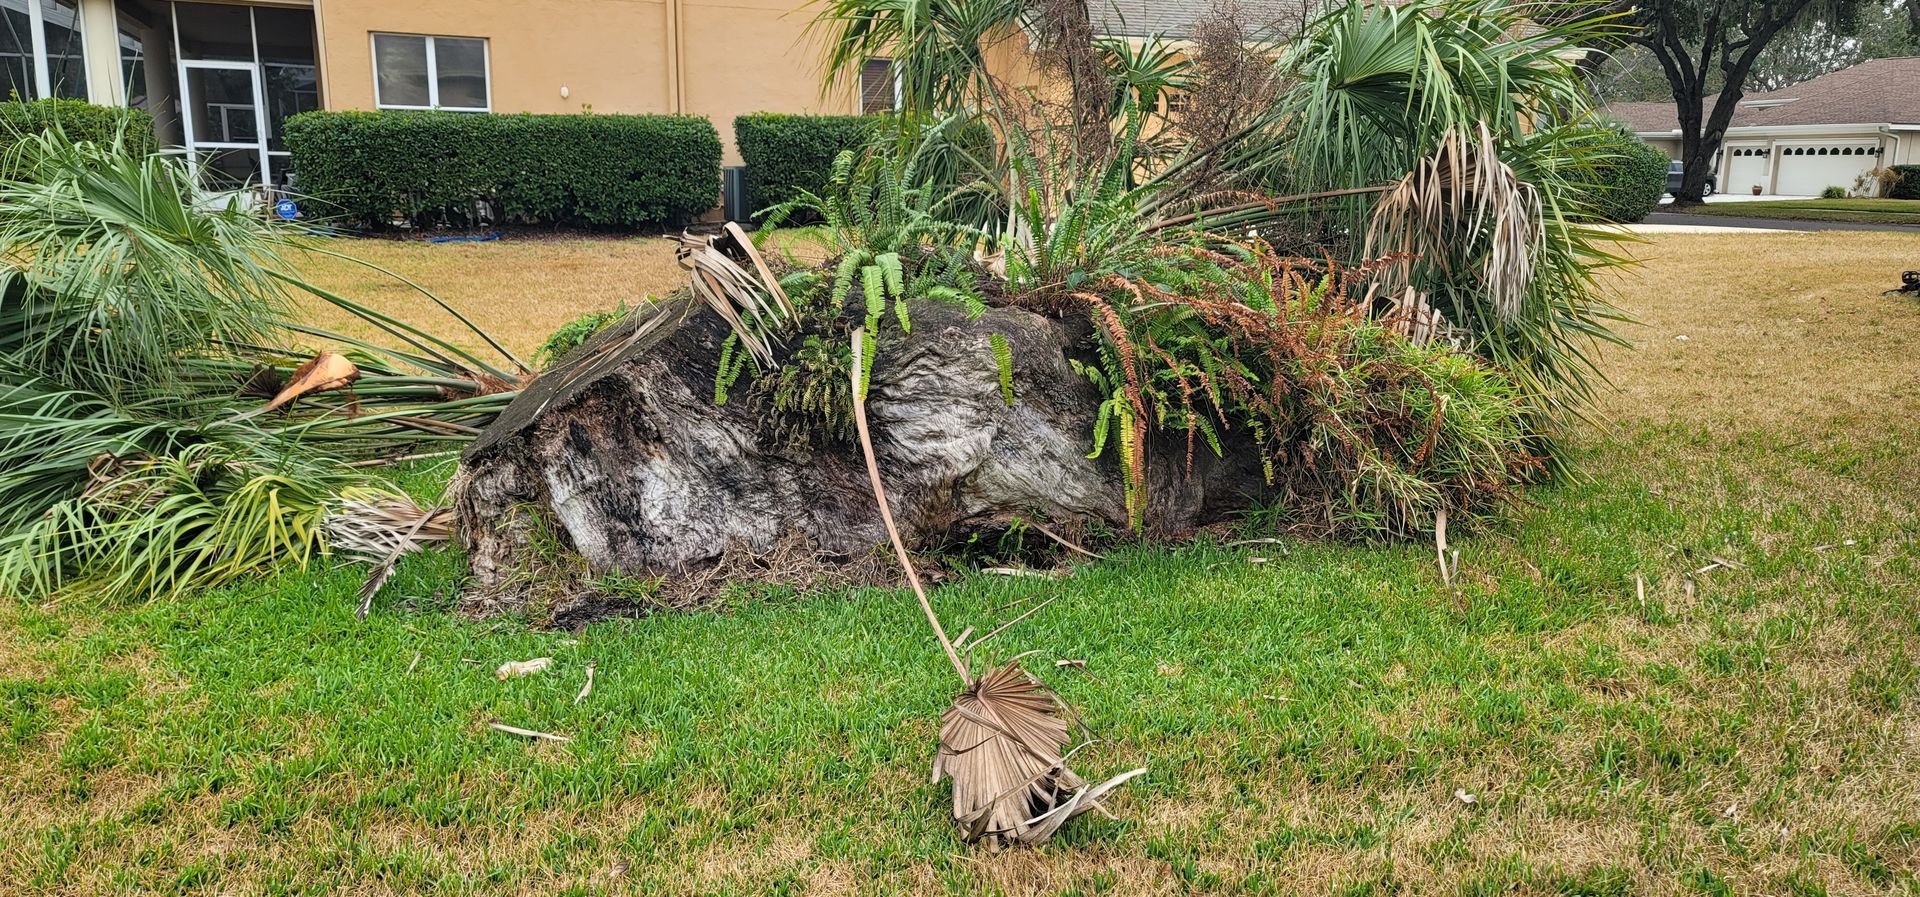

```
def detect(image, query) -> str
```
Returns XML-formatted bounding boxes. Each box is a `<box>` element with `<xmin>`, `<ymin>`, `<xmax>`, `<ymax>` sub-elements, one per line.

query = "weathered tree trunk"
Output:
<box><xmin>451</xmin><ymin>294</ymin><xmax>1265</xmax><ymax>620</ymax></box>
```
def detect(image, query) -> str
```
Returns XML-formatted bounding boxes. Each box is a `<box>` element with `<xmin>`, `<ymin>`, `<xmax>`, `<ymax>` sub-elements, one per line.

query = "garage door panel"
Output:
<box><xmin>1726</xmin><ymin>151</ymin><xmax>1766</xmax><ymax>194</ymax></box>
<box><xmin>1775</xmin><ymin>144</ymin><xmax>1879</xmax><ymax>196</ymax></box>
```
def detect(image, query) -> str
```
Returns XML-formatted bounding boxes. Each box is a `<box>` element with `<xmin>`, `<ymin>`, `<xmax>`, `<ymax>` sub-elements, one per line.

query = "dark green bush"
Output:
<box><xmin>284</xmin><ymin>111</ymin><xmax>721</xmax><ymax>229</ymax></box>
<box><xmin>0</xmin><ymin>99</ymin><xmax>155</xmax><ymax>157</ymax></box>
<box><xmin>735</xmin><ymin>113</ymin><xmax>875</xmax><ymax>217</ymax></box>
<box><xmin>1887</xmin><ymin>165</ymin><xmax>1920</xmax><ymax>200</ymax></box>
<box><xmin>1820</xmin><ymin>185</ymin><xmax>1848</xmax><ymax>200</ymax></box>
<box><xmin>1579</xmin><ymin>132</ymin><xmax>1669</xmax><ymax>223</ymax></box>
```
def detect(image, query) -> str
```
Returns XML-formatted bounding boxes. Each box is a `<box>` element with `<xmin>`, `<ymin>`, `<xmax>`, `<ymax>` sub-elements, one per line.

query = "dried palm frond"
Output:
<box><xmin>264</xmin><ymin>351</ymin><xmax>360</xmax><ymax>411</ymax></box>
<box><xmin>325</xmin><ymin>489</ymin><xmax>454</xmax><ymax>564</ymax></box>
<box><xmin>847</xmin><ymin>328</ymin><xmax>1143</xmax><ymax>848</ymax></box>
<box><xmin>325</xmin><ymin>488</ymin><xmax>454</xmax><ymax>618</ymax></box>
<box><xmin>935</xmin><ymin>661</ymin><xmax>1147</xmax><ymax>847</ymax></box>
<box><xmin>1376</xmin><ymin>284</ymin><xmax>1456</xmax><ymax>347</ymax></box>
<box><xmin>677</xmin><ymin>224</ymin><xmax>795</xmax><ymax>365</ymax></box>
<box><xmin>1364</xmin><ymin>124</ymin><xmax>1543</xmax><ymax>321</ymax></box>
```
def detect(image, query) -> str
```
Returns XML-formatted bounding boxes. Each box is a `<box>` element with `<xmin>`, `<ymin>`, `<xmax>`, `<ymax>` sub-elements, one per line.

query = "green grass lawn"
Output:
<box><xmin>1674</xmin><ymin>197</ymin><xmax>1920</xmax><ymax>226</ymax></box>
<box><xmin>5</xmin><ymin>232</ymin><xmax>1920</xmax><ymax>895</ymax></box>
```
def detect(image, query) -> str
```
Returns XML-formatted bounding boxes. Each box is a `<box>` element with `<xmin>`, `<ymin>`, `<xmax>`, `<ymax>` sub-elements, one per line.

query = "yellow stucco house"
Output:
<box><xmin>5</xmin><ymin>0</ymin><xmax>1294</xmax><ymax>192</ymax></box>
<box><xmin>8</xmin><ymin>0</ymin><xmax>877</xmax><ymax>189</ymax></box>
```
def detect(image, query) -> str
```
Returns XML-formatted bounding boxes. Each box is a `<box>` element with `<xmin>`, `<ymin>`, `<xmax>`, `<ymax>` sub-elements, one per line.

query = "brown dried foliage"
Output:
<box><xmin>1028</xmin><ymin>0</ymin><xmax>1116</xmax><ymax>166</ymax></box>
<box><xmin>1174</xmin><ymin>0</ymin><xmax>1290</xmax><ymax>193</ymax></box>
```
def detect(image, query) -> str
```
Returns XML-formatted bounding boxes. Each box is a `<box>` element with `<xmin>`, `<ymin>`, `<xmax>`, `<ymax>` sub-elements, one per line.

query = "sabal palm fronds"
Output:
<box><xmin>678</xmin><ymin>223</ymin><xmax>796</xmax><ymax>366</ymax></box>
<box><xmin>0</xmin><ymin>129</ymin><xmax>525</xmax><ymax>601</ymax></box>
<box><xmin>1258</xmin><ymin>0</ymin><xmax>1633</xmax><ymax>436</ymax></box>
<box><xmin>813</xmin><ymin>0</ymin><xmax>1025</xmax><ymax>115</ymax></box>
<box><xmin>0</xmin><ymin>134</ymin><xmax>292</xmax><ymax>404</ymax></box>
<box><xmin>0</xmin><ymin>440</ymin><xmax>362</xmax><ymax>602</ymax></box>
<box><xmin>1365</xmin><ymin>124</ymin><xmax>1543</xmax><ymax>322</ymax></box>
<box><xmin>1268</xmin><ymin>0</ymin><xmax>1622</xmax><ymax>196</ymax></box>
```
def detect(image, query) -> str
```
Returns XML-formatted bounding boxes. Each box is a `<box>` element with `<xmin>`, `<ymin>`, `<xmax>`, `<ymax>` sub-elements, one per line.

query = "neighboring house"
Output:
<box><xmin>7</xmin><ymin>0</ymin><xmax>1304</xmax><ymax>195</ymax></box>
<box><xmin>1605</xmin><ymin>57</ymin><xmax>1920</xmax><ymax>196</ymax></box>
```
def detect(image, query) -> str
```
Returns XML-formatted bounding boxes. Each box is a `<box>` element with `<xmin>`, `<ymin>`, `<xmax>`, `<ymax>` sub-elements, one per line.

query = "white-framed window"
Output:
<box><xmin>372</xmin><ymin>33</ymin><xmax>488</xmax><ymax>111</ymax></box>
<box><xmin>2</xmin><ymin>0</ymin><xmax>90</xmax><ymax>102</ymax></box>
<box><xmin>858</xmin><ymin>57</ymin><xmax>899</xmax><ymax>114</ymax></box>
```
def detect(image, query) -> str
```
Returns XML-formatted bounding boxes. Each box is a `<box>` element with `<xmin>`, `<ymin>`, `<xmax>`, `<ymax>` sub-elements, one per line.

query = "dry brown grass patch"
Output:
<box><xmin>289</xmin><ymin>235</ymin><xmax>687</xmax><ymax>359</ymax></box>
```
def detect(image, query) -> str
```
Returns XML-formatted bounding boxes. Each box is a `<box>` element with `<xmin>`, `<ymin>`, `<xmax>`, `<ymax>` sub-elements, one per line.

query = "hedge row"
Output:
<box><xmin>0</xmin><ymin>98</ymin><xmax>155</xmax><ymax>157</ymax></box>
<box><xmin>1581</xmin><ymin>131</ymin><xmax>1669</xmax><ymax>223</ymax></box>
<box><xmin>734</xmin><ymin>113</ymin><xmax>875</xmax><ymax>217</ymax></box>
<box><xmin>283</xmin><ymin>111</ymin><xmax>722</xmax><ymax>229</ymax></box>
<box><xmin>1888</xmin><ymin>165</ymin><xmax>1920</xmax><ymax>200</ymax></box>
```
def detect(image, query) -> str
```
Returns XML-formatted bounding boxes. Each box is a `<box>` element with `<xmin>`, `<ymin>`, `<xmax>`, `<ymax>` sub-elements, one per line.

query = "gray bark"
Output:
<box><xmin>452</xmin><ymin>294</ymin><xmax>1265</xmax><ymax>619</ymax></box>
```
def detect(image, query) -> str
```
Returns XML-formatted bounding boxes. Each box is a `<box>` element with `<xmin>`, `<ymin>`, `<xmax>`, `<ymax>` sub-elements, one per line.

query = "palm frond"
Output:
<box><xmin>678</xmin><ymin>225</ymin><xmax>795</xmax><ymax>364</ymax></box>
<box><xmin>1365</xmin><ymin>124</ymin><xmax>1542</xmax><ymax>320</ymax></box>
<box><xmin>935</xmin><ymin>661</ymin><xmax>1147</xmax><ymax>847</ymax></box>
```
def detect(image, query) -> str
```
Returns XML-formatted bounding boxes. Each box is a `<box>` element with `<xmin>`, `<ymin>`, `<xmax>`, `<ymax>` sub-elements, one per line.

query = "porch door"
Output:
<box><xmin>178</xmin><ymin>58</ymin><xmax>271</xmax><ymax>192</ymax></box>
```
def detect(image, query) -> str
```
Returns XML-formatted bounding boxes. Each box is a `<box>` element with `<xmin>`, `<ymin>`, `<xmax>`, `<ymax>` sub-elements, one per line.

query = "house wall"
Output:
<box><xmin>1892</xmin><ymin>131</ymin><xmax>1920</xmax><ymax>166</ymax></box>
<box><xmin>312</xmin><ymin>0</ymin><xmax>860</xmax><ymax>163</ymax></box>
<box><xmin>1642</xmin><ymin>137</ymin><xmax>1680</xmax><ymax>159</ymax></box>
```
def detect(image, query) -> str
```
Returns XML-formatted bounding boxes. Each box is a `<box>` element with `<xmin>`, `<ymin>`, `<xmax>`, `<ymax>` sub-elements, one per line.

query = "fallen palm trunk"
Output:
<box><xmin>450</xmin><ymin>291</ymin><xmax>1266</xmax><ymax>620</ymax></box>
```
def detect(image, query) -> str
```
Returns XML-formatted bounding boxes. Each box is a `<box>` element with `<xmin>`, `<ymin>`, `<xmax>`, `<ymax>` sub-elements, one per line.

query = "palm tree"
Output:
<box><xmin>1259</xmin><ymin>0</ymin><xmax>1634</xmax><ymax>442</ymax></box>
<box><xmin>813</xmin><ymin>0</ymin><xmax>1026</xmax><ymax>115</ymax></box>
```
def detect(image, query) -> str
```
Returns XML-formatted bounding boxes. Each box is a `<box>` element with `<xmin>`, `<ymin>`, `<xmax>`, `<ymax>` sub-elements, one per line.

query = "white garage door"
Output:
<box><xmin>1774</xmin><ymin>144</ymin><xmax>1880</xmax><ymax>196</ymax></box>
<box><xmin>1726</xmin><ymin>147</ymin><xmax>1767</xmax><ymax>194</ymax></box>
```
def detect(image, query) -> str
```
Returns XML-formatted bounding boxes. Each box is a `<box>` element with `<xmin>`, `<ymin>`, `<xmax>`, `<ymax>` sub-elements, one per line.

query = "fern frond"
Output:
<box><xmin>1088</xmin><ymin>395</ymin><xmax>1117</xmax><ymax>460</ymax></box>
<box><xmin>862</xmin><ymin>264</ymin><xmax>886</xmax><ymax>335</ymax></box>
<box><xmin>831</xmin><ymin>253</ymin><xmax>863</xmax><ymax>312</ymax></box>
<box><xmin>989</xmin><ymin>333</ymin><xmax>1015</xmax><ymax>407</ymax></box>
<box><xmin>713</xmin><ymin>333</ymin><xmax>748</xmax><ymax>405</ymax></box>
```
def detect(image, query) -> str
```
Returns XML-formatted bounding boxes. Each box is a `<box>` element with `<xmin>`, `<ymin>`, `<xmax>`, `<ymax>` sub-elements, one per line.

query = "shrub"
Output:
<box><xmin>1579</xmin><ymin>131</ymin><xmax>1669</xmax><ymax>223</ymax></box>
<box><xmin>535</xmin><ymin>303</ymin><xmax>629</xmax><ymax>367</ymax></box>
<box><xmin>1078</xmin><ymin>243</ymin><xmax>1538</xmax><ymax>538</ymax></box>
<box><xmin>284</xmin><ymin>111</ymin><xmax>721</xmax><ymax>229</ymax></box>
<box><xmin>1887</xmin><ymin>165</ymin><xmax>1920</xmax><ymax>200</ymax></box>
<box><xmin>735</xmin><ymin>113</ymin><xmax>875</xmax><ymax>217</ymax></box>
<box><xmin>1821</xmin><ymin>185</ymin><xmax>1847</xmax><ymax>200</ymax></box>
<box><xmin>0</xmin><ymin>98</ymin><xmax>155</xmax><ymax>158</ymax></box>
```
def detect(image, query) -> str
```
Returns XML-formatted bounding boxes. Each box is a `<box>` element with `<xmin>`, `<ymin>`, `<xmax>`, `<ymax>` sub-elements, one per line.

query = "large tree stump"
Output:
<box><xmin>452</xmin><ymin>294</ymin><xmax>1264</xmax><ymax>620</ymax></box>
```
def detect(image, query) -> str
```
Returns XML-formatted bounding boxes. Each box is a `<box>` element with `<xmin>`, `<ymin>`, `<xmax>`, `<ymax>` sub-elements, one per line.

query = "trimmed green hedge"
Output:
<box><xmin>1888</xmin><ymin>165</ymin><xmax>1920</xmax><ymax>200</ymax></box>
<box><xmin>0</xmin><ymin>99</ymin><xmax>155</xmax><ymax>157</ymax></box>
<box><xmin>735</xmin><ymin>113</ymin><xmax>875</xmax><ymax>217</ymax></box>
<box><xmin>1582</xmin><ymin>133</ymin><xmax>1669</xmax><ymax>223</ymax></box>
<box><xmin>283</xmin><ymin>111</ymin><xmax>722</xmax><ymax>229</ymax></box>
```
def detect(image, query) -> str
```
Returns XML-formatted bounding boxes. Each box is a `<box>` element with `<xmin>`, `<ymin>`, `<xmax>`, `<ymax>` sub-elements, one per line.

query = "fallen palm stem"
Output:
<box><xmin>850</xmin><ymin>328</ymin><xmax>970</xmax><ymax>684</ymax></box>
<box><xmin>848</xmin><ymin>327</ymin><xmax>1142</xmax><ymax>848</ymax></box>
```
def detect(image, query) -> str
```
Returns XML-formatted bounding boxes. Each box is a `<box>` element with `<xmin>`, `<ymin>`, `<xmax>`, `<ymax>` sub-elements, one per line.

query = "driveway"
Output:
<box><xmin>1643</xmin><ymin>211</ymin><xmax>1920</xmax><ymax>232</ymax></box>
<box><xmin>1693</xmin><ymin>193</ymin><xmax>1819</xmax><ymax>204</ymax></box>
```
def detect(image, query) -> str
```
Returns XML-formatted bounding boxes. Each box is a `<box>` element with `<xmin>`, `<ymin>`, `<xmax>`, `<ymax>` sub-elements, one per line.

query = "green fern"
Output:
<box><xmin>989</xmin><ymin>333</ymin><xmax>1015</xmax><ymax>407</ymax></box>
<box><xmin>861</xmin><ymin>264</ymin><xmax>885</xmax><ymax>334</ymax></box>
<box><xmin>712</xmin><ymin>333</ymin><xmax>748</xmax><ymax>405</ymax></box>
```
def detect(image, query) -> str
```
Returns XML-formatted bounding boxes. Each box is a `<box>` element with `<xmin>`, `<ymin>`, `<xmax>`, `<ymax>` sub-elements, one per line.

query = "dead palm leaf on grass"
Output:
<box><xmin>324</xmin><ymin>489</ymin><xmax>454</xmax><ymax>617</ymax></box>
<box><xmin>848</xmin><ymin>327</ymin><xmax>1144</xmax><ymax>848</ymax></box>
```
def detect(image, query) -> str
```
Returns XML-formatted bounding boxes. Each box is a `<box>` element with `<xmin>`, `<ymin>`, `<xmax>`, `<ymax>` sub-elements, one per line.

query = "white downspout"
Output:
<box><xmin>1878</xmin><ymin>125</ymin><xmax>1901</xmax><ymax>196</ymax></box>
<box><xmin>79</xmin><ymin>0</ymin><xmax>123</xmax><ymax>104</ymax></box>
